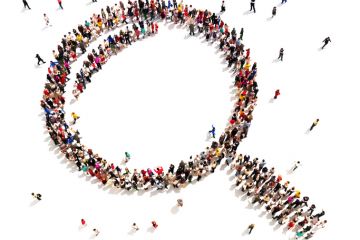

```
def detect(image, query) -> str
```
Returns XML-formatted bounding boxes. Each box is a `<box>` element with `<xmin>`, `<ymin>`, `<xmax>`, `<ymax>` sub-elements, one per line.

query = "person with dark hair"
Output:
<box><xmin>239</xmin><ymin>28</ymin><xmax>244</xmax><ymax>40</ymax></box>
<box><xmin>272</xmin><ymin>6</ymin><xmax>277</xmax><ymax>17</ymax></box>
<box><xmin>321</xmin><ymin>37</ymin><xmax>331</xmax><ymax>49</ymax></box>
<box><xmin>250</xmin><ymin>0</ymin><xmax>256</xmax><ymax>13</ymax></box>
<box><xmin>23</xmin><ymin>0</ymin><xmax>31</xmax><ymax>9</ymax></box>
<box><xmin>31</xmin><ymin>192</ymin><xmax>42</xmax><ymax>200</ymax></box>
<box><xmin>209</xmin><ymin>125</ymin><xmax>216</xmax><ymax>138</ymax></box>
<box><xmin>220</xmin><ymin>1</ymin><xmax>226</xmax><ymax>12</ymax></box>
<box><xmin>281</xmin><ymin>0</ymin><xmax>287</xmax><ymax>4</ymax></box>
<box><xmin>248</xmin><ymin>223</ymin><xmax>255</xmax><ymax>234</ymax></box>
<box><xmin>274</xmin><ymin>89</ymin><xmax>280</xmax><ymax>99</ymax></box>
<box><xmin>310</xmin><ymin>119</ymin><xmax>319</xmax><ymax>131</ymax></box>
<box><xmin>278</xmin><ymin>48</ymin><xmax>284</xmax><ymax>61</ymax></box>
<box><xmin>132</xmin><ymin>223</ymin><xmax>139</xmax><ymax>231</ymax></box>
<box><xmin>57</xmin><ymin>0</ymin><xmax>63</xmax><ymax>9</ymax></box>
<box><xmin>35</xmin><ymin>54</ymin><xmax>46</xmax><ymax>65</ymax></box>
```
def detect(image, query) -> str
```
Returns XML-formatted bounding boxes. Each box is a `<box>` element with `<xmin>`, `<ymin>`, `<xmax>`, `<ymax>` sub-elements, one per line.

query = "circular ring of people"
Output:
<box><xmin>41</xmin><ymin>1</ymin><xmax>325</xmax><ymax>238</ymax></box>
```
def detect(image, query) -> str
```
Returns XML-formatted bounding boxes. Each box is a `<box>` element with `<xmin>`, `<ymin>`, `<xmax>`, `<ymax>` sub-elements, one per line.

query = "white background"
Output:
<box><xmin>1</xmin><ymin>0</ymin><xmax>360</xmax><ymax>239</ymax></box>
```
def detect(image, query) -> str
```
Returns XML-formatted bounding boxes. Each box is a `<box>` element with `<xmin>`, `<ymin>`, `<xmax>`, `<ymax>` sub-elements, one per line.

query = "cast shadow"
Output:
<box><xmin>269</xmin><ymin>98</ymin><xmax>275</xmax><ymax>103</ymax></box>
<box><xmin>243</xmin><ymin>10</ymin><xmax>251</xmax><ymax>15</ymax></box>
<box><xmin>147</xmin><ymin>226</ymin><xmax>155</xmax><ymax>233</ymax></box>
<box><xmin>266</xmin><ymin>17</ymin><xmax>273</xmax><ymax>21</ymax></box>
<box><xmin>171</xmin><ymin>205</ymin><xmax>179</xmax><ymax>214</ymax></box>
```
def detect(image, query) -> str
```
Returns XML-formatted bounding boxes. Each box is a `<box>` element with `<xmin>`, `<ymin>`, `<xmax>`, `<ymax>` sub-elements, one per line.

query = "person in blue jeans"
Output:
<box><xmin>208</xmin><ymin>125</ymin><xmax>216</xmax><ymax>138</ymax></box>
<box><xmin>282</xmin><ymin>0</ymin><xmax>287</xmax><ymax>4</ymax></box>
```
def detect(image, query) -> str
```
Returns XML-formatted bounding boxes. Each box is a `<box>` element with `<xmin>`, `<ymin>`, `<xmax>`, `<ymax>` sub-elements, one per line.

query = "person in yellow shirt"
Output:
<box><xmin>71</xmin><ymin>112</ymin><xmax>80</xmax><ymax>124</ymax></box>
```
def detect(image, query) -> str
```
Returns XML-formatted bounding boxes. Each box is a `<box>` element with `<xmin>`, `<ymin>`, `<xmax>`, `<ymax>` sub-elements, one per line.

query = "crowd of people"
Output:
<box><xmin>39</xmin><ymin>0</ymin><xmax>326</xmax><ymax>239</ymax></box>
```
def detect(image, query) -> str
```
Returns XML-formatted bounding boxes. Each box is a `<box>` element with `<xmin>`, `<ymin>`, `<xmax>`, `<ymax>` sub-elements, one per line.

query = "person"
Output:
<box><xmin>93</xmin><ymin>229</ymin><xmax>100</xmax><ymax>236</ymax></box>
<box><xmin>239</xmin><ymin>28</ymin><xmax>244</xmax><ymax>40</ymax></box>
<box><xmin>151</xmin><ymin>221</ymin><xmax>158</xmax><ymax>229</ymax></box>
<box><xmin>31</xmin><ymin>192</ymin><xmax>42</xmax><ymax>200</ymax></box>
<box><xmin>132</xmin><ymin>223</ymin><xmax>139</xmax><ymax>231</ymax></box>
<box><xmin>71</xmin><ymin>112</ymin><xmax>80</xmax><ymax>124</ymax></box>
<box><xmin>272</xmin><ymin>7</ymin><xmax>277</xmax><ymax>17</ymax></box>
<box><xmin>296</xmin><ymin>231</ymin><xmax>304</xmax><ymax>239</ymax></box>
<box><xmin>57</xmin><ymin>0</ymin><xmax>63</xmax><ymax>9</ymax></box>
<box><xmin>23</xmin><ymin>0</ymin><xmax>31</xmax><ymax>9</ymax></box>
<box><xmin>92</xmin><ymin>0</ymin><xmax>97</xmax><ymax>2</ymax></box>
<box><xmin>44</xmin><ymin>14</ymin><xmax>51</xmax><ymax>26</ymax></box>
<box><xmin>310</xmin><ymin>119</ymin><xmax>319</xmax><ymax>131</ymax></box>
<box><xmin>189</xmin><ymin>19</ymin><xmax>195</xmax><ymax>36</ymax></box>
<box><xmin>177</xmin><ymin>198</ymin><xmax>183</xmax><ymax>207</ymax></box>
<box><xmin>248</xmin><ymin>223</ymin><xmax>255</xmax><ymax>234</ymax></box>
<box><xmin>209</xmin><ymin>125</ymin><xmax>216</xmax><ymax>138</ymax></box>
<box><xmin>220</xmin><ymin>1</ymin><xmax>226</xmax><ymax>12</ymax></box>
<box><xmin>281</xmin><ymin>0</ymin><xmax>287</xmax><ymax>4</ymax></box>
<box><xmin>81</xmin><ymin>219</ymin><xmax>86</xmax><ymax>226</ymax></box>
<box><xmin>278</xmin><ymin>48</ymin><xmax>284</xmax><ymax>61</ymax></box>
<box><xmin>125</xmin><ymin>152</ymin><xmax>131</xmax><ymax>163</ymax></box>
<box><xmin>321</xmin><ymin>37</ymin><xmax>331</xmax><ymax>49</ymax></box>
<box><xmin>36</xmin><ymin>54</ymin><xmax>46</xmax><ymax>65</ymax></box>
<box><xmin>274</xmin><ymin>89</ymin><xmax>280</xmax><ymax>99</ymax></box>
<box><xmin>292</xmin><ymin>161</ymin><xmax>301</xmax><ymax>172</ymax></box>
<box><xmin>250</xmin><ymin>0</ymin><xmax>256</xmax><ymax>13</ymax></box>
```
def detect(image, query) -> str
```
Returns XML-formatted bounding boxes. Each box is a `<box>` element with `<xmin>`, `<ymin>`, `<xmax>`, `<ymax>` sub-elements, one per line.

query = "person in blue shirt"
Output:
<box><xmin>209</xmin><ymin>125</ymin><xmax>216</xmax><ymax>138</ymax></box>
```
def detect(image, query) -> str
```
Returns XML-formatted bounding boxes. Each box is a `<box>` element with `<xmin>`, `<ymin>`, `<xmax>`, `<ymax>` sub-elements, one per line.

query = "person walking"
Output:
<box><xmin>71</xmin><ymin>112</ymin><xmax>80</xmax><ymax>124</ymax></box>
<box><xmin>31</xmin><ymin>192</ymin><xmax>42</xmax><ymax>200</ymax></box>
<box><xmin>309</xmin><ymin>119</ymin><xmax>319</xmax><ymax>131</ymax></box>
<box><xmin>248</xmin><ymin>223</ymin><xmax>255</xmax><ymax>234</ymax></box>
<box><xmin>239</xmin><ymin>28</ymin><xmax>244</xmax><ymax>40</ymax></box>
<box><xmin>81</xmin><ymin>219</ymin><xmax>86</xmax><ymax>226</ymax></box>
<box><xmin>220</xmin><ymin>1</ymin><xmax>226</xmax><ymax>13</ymax></box>
<box><xmin>93</xmin><ymin>229</ymin><xmax>100</xmax><ymax>236</ymax></box>
<box><xmin>250</xmin><ymin>0</ymin><xmax>256</xmax><ymax>13</ymax></box>
<box><xmin>124</xmin><ymin>152</ymin><xmax>131</xmax><ymax>163</ymax></box>
<box><xmin>177</xmin><ymin>198</ymin><xmax>183</xmax><ymax>207</ymax></box>
<box><xmin>44</xmin><ymin>14</ymin><xmax>51</xmax><ymax>26</ymax></box>
<box><xmin>35</xmin><ymin>54</ymin><xmax>46</xmax><ymax>65</ymax></box>
<box><xmin>281</xmin><ymin>0</ymin><xmax>287</xmax><ymax>4</ymax></box>
<box><xmin>274</xmin><ymin>89</ymin><xmax>280</xmax><ymax>99</ymax></box>
<box><xmin>292</xmin><ymin>161</ymin><xmax>301</xmax><ymax>172</ymax></box>
<box><xmin>321</xmin><ymin>37</ymin><xmax>331</xmax><ymax>49</ymax></box>
<box><xmin>278</xmin><ymin>48</ymin><xmax>284</xmax><ymax>61</ymax></box>
<box><xmin>209</xmin><ymin>125</ymin><xmax>216</xmax><ymax>138</ymax></box>
<box><xmin>272</xmin><ymin>7</ymin><xmax>277</xmax><ymax>17</ymax></box>
<box><xmin>151</xmin><ymin>221</ymin><xmax>158</xmax><ymax>229</ymax></box>
<box><xmin>23</xmin><ymin>0</ymin><xmax>31</xmax><ymax>9</ymax></box>
<box><xmin>57</xmin><ymin>0</ymin><xmax>63</xmax><ymax>9</ymax></box>
<box><xmin>132</xmin><ymin>223</ymin><xmax>139</xmax><ymax>231</ymax></box>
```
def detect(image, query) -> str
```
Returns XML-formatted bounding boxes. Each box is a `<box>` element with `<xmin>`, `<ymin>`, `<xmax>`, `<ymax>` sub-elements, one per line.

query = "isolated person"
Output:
<box><xmin>151</xmin><ymin>221</ymin><xmax>158</xmax><ymax>229</ymax></box>
<box><xmin>272</xmin><ymin>7</ymin><xmax>277</xmax><ymax>17</ymax></box>
<box><xmin>278</xmin><ymin>48</ymin><xmax>284</xmax><ymax>61</ymax></box>
<box><xmin>292</xmin><ymin>161</ymin><xmax>301</xmax><ymax>171</ymax></box>
<box><xmin>132</xmin><ymin>223</ymin><xmax>139</xmax><ymax>231</ymax></box>
<box><xmin>23</xmin><ymin>0</ymin><xmax>31</xmax><ymax>9</ymax></box>
<box><xmin>35</xmin><ymin>54</ymin><xmax>46</xmax><ymax>65</ymax></box>
<box><xmin>93</xmin><ymin>229</ymin><xmax>100</xmax><ymax>236</ymax></box>
<box><xmin>44</xmin><ymin>13</ymin><xmax>50</xmax><ymax>26</ymax></box>
<box><xmin>281</xmin><ymin>0</ymin><xmax>287</xmax><ymax>4</ymax></box>
<box><xmin>239</xmin><ymin>28</ymin><xmax>244</xmax><ymax>40</ymax></box>
<box><xmin>57</xmin><ymin>0</ymin><xmax>63</xmax><ymax>9</ymax></box>
<box><xmin>220</xmin><ymin>1</ymin><xmax>226</xmax><ymax>12</ymax></box>
<box><xmin>321</xmin><ymin>37</ymin><xmax>331</xmax><ymax>49</ymax></box>
<box><xmin>250</xmin><ymin>0</ymin><xmax>256</xmax><ymax>13</ymax></box>
<box><xmin>310</xmin><ymin>119</ymin><xmax>319</xmax><ymax>131</ymax></box>
<box><xmin>177</xmin><ymin>198</ymin><xmax>183</xmax><ymax>207</ymax></box>
<box><xmin>124</xmin><ymin>152</ymin><xmax>131</xmax><ymax>163</ymax></box>
<box><xmin>81</xmin><ymin>219</ymin><xmax>86</xmax><ymax>226</ymax></box>
<box><xmin>274</xmin><ymin>89</ymin><xmax>280</xmax><ymax>99</ymax></box>
<box><xmin>248</xmin><ymin>223</ymin><xmax>255</xmax><ymax>234</ymax></box>
<box><xmin>209</xmin><ymin>125</ymin><xmax>216</xmax><ymax>138</ymax></box>
<box><xmin>31</xmin><ymin>192</ymin><xmax>42</xmax><ymax>200</ymax></box>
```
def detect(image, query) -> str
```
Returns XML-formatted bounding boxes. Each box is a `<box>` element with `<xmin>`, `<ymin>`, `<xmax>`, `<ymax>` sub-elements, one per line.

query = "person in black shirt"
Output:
<box><xmin>23</xmin><ymin>0</ymin><xmax>31</xmax><ymax>9</ymax></box>
<box><xmin>321</xmin><ymin>37</ymin><xmax>331</xmax><ymax>49</ymax></box>
<box><xmin>35</xmin><ymin>54</ymin><xmax>46</xmax><ymax>65</ymax></box>
<box><xmin>250</xmin><ymin>0</ymin><xmax>256</xmax><ymax>13</ymax></box>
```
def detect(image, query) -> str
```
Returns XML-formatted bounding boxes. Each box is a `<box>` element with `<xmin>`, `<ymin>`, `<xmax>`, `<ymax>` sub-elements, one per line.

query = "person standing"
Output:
<box><xmin>23</xmin><ymin>0</ymin><xmax>31</xmax><ymax>9</ymax></box>
<box><xmin>57</xmin><ymin>0</ymin><xmax>63</xmax><ymax>9</ymax></box>
<box><xmin>81</xmin><ymin>219</ymin><xmax>86</xmax><ymax>226</ymax></box>
<box><xmin>239</xmin><ymin>28</ymin><xmax>244</xmax><ymax>40</ymax></box>
<box><xmin>132</xmin><ymin>223</ymin><xmax>139</xmax><ymax>231</ymax></box>
<box><xmin>321</xmin><ymin>37</ymin><xmax>331</xmax><ymax>49</ymax></box>
<box><xmin>278</xmin><ymin>48</ymin><xmax>284</xmax><ymax>61</ymax></box>
<box><xmin>250</xmin><ymin>0</ymin><xmax>256</xmax><ymax>13</ymax></box>
<box><xmin>31</xmin><ymin>192</ymin><xmax>42</xmax><ymax>200</ymax></box>
<box><xmin>189</xmin><ymin>19</ymin><xmax>195</xmax><ymax>36</ymax></box>
<box><xmin>310</xmin><ymin>119</ymin><xmax>319</xmax><ymax>131</ymax></box>
<box><xmin>274</xmin><ymin>89</ymin><xmax>280</xmax><ymax>99</ymax></box>
<box><xmin>220</xmin><ymin>1</ymin><xmax>226</xmax><ymax>12</ymax></box>
<box><xmin>272</xmin><ymin>6</ymin><xmax>277</xmax><ymax>17</ymax></box>
<box><xmin>248</xmin><ymin>223</ymin><xmax>255</xmax><ymax>234</ymax></box>
<box><xmin>151</xmin><ymin>221</ymin><xmax>158</xmax><ymax>229</ymax></box>
<box><xmin>35</xmin><ymin>54</ymin><xmax>46</xmax><ymax>65</ymax></box>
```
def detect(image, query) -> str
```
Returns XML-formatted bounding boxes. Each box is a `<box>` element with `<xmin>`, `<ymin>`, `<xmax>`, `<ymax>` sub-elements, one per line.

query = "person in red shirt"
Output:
<box><xmin>57</xmin><ymin>0</ymin><xmax>63</xmax><ymax>9</ymax></box>
<box><xmin>81</xmin><ymin>219</ymin><xmax>86</xmax><ymax>226</ymax></box>
<box><xmin>274</xmin><ymin>89</ymin><xmax>280</xmax><ymax>99</ymax></box>
<box><xmin>151</xmin><ymin>221</ymin><xmax>158</xmax><ymax>229</ymax></box>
